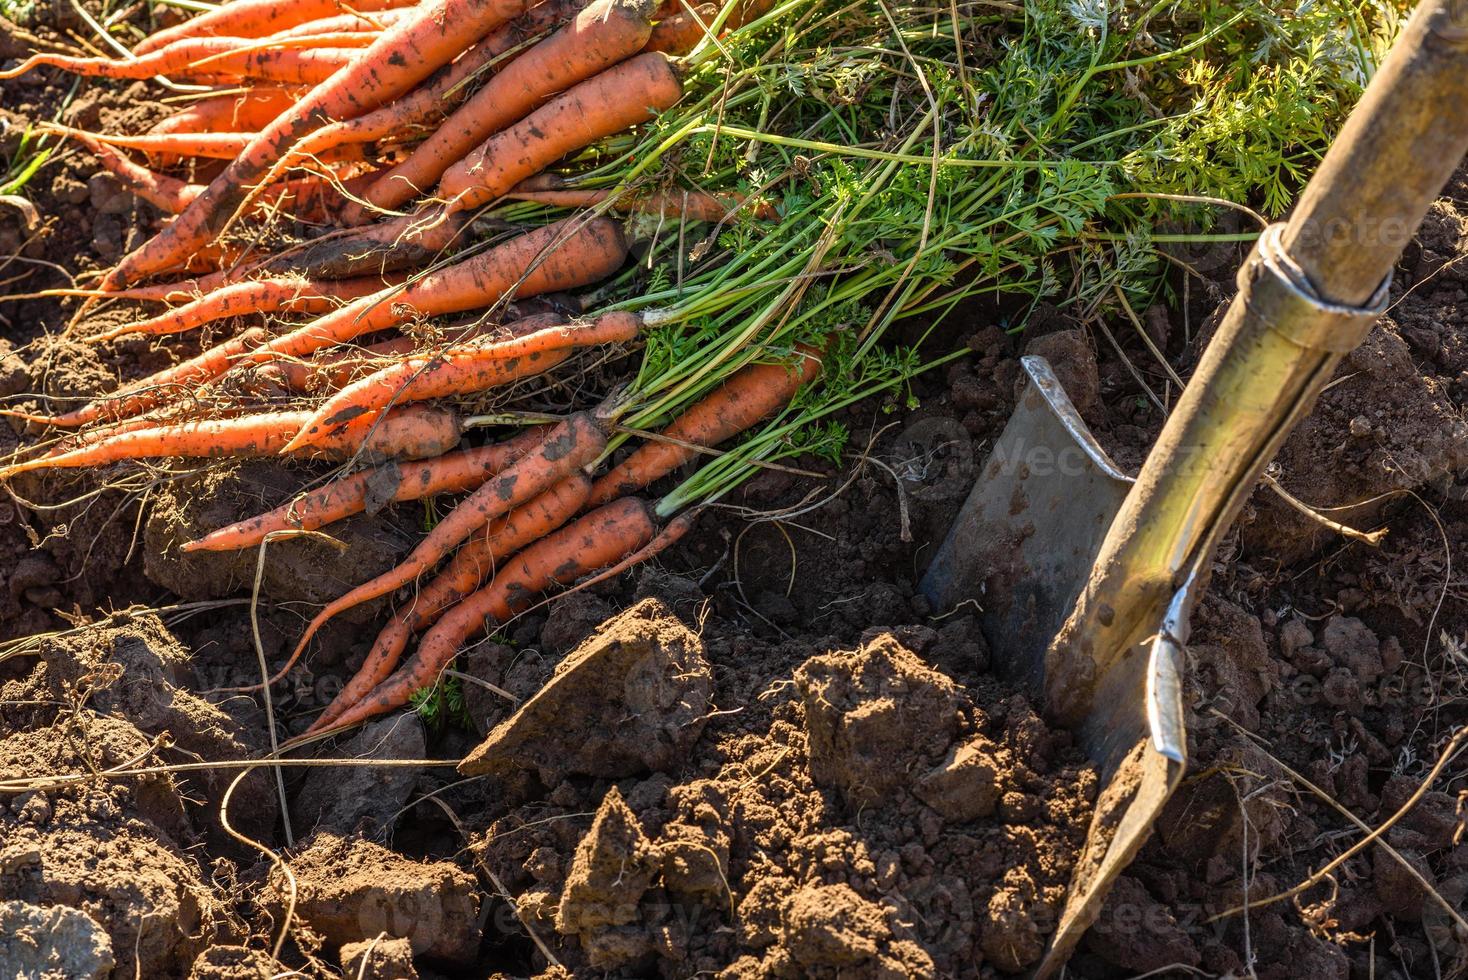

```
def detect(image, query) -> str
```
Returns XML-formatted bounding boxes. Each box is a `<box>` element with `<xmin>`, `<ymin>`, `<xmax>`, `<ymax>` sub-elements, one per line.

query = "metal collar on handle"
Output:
<box><xmin>1241</xmin><ymin>222</ymin><xmax>1392</xmax><ymax>354</ymax></box>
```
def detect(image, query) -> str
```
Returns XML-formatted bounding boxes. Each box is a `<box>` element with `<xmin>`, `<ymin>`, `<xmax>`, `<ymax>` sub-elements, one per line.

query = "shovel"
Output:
<box><xmin>919</xmin><ymin>2</ymin><xmax>1468</xmax><ymax>975</ymax></box>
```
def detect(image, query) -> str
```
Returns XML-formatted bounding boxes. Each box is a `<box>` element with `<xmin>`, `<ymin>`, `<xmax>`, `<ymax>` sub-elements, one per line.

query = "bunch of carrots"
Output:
<box><xmin>0</xmin><ymin>0</ymin><xmax>1392</xmax><ymax>734</ymax></box>
<box><xmin>0</xmin><ymin>0</ymin><xmax>833</xmax><ymax>733</ymax></box>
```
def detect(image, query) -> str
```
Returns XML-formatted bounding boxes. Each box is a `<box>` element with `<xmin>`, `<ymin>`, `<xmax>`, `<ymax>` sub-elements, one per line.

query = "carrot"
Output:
<box><xmin>181</xmin><ymin>426</ymin><xmax>550</xmax><ymax>552</ymax></box>
<box><xmin>268</xmin><ymin>8</ymin><xmax>415</xmax><ymax>40</ymax></box>
<box><xmin>133</xmin><ymin>0</ymin><xmax>416</xmax><ymax>55</ymax></box>
<box><xmin>252</xmin><ymin>336</ymin><xmax>420</xmax><ymax>393</ymax></box>
<box><xmin>586</xmin><ymin>344</ymin><xmax>823</xmax><ymax>507</ymax></box>
<box><xmin>318</xmin><ymin>495</ymin><xmax>654</xmax><ymax>731</ymax></box>
<box><xmin>1</xmin><ymin>328</ymin><xmax>268</xmax><ymax>429</ymax></box>
<box><xmin>0</xmin><ymin>35</ymin><xmax>366</xmax><ymax>81</ymax></box>
<box><xmin>507</xmin><ymin>182</ymin><xmax>776</xmax><ymax>221</ymax></box>
<box><xmin>274</xmin><ymin>411</ymin><xmax>606</xmax><ymax>684</ymax></box>
<box><xmin>148</xmin><ymin>88</ymin><xmax>301</xmax><ymax>136</ymax></box>
<box><xmin>644</xmin><ymin>4</ymin><xmax>715</xmax><ymax>53</ymax></box>
<box><xmin>0</xmin><ymin>404</ymin><xmax>461</xmax><ymax>479</ymax></box>
<box><xmin>91</xmin><ymin>273</ymin><xmax>402</xmax><ymax>344</ymax></box>
<box><xmin>442</xmin><ymin>53</ymin><xmax>684</xmax><ymax>213</ymax></box>
<box><xmin>59</xmin><ymin>128</ymin><xmax>255</xmax><ymax>160</ymax></box>
<box><xmin>351</xmin><ymin>0</ymin><xmax>656</xmax><ymax>221</ymax></box>
<box><xmin>104</xmin><ymin>0</ymin><xmax>543</xmax><ymax>288</ymax></box>
<box><xmin>308</xmin><ymin>473</ymin><xmax>590</xmax><ymax>729</ymax></box>
<box><xmin>276</xmin><ymin>53</ymin><xmax>681</xmax><ymax>280</ymax></box>
<box><xmin>249</xmin><ymin>218</ymin><xmax>628</xmax><ymax>367</ymax></box>
<box><xmin>283</xmin><ymin>311</ymin><xmax>640</xmax><ymax>452</ymax></box>
<box><xmin>79</xmin><ymin>134</ymin><xmax>198</xmax><ymax>214</ymax></box>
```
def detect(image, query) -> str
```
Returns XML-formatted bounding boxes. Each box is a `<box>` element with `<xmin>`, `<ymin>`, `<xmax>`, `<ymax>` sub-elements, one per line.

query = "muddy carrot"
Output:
<box><xmin>586</xmin><ymin>345</ymin><xmax>822</xmax><ymax>506</ymax></box>
<box><xmin>0</xmin><ymin>404</ymin><xmax>460</xmax><ymax>479</ymax></box>
<box><xmin>92</xmin><ymin>274</ymin><xmax>401</xmax><ymax>344</ymax></box>
<box><xmin>268</xmin><ymin>8</ymin><xmax>415</xmax><ymax>40</ymax></box>
<box><xmin>322</xmin><ymin>495</ymin><xmax>655</xmax><ymax>731</ymax></box>
<box><xmin>308</xmin><ymin>473</ymin><xmax>591</xmax><ymax>729</ymax></box>
<box><xmin>249</xmin><ymin>218</ymin><xmax>628</xmax><ymax>367</ymax></box>
<box><xmin>0</xmin><ymin>35</ymin><xmax>365</xmax><ymax>81</ymax></box>
<box><xmin>181</xmin><ymin>426</ymin><xmax>549</xmax><ymax>552</ymax></box>
<box><xmin>283</xmin><ymin>311</ymin><xmax>640</xmax><ymax>452</ymax></box>
<box><xmin>2</xmin><ymin>328</ymin><xmax>267</xmax><ymax>429</ymax></box>
<box><xmin>644</xmin><ymin>4</ymin><xmax>715</xmax><ymax>53</ymax></box>
<box><xmin>272</xmin><ymin>411</ymin><xmax>606</xmax><ymax>683</ymax></box>
<box><xmin>148</xmin><ymin>88</ymin><xmax>301</xmax><ymax>136</ymax></box>
<box><xmin>352</xmin><ymin>0</ymin><xmax>656</xmax><ymax>220</ymax></box>
<box><xmin>134</xmin><ymin>0</ymin><xmax>416</xmax><ymax>55</ymax></box>
<box><xmin>103</xmin><ymin>0</ymin><xmax>542</xmax><ymax>288</ymax></box>
<box><xmin>441</xmin><ymin>52</ymin><xmax>684</xmax><ymax>214</ymax></box>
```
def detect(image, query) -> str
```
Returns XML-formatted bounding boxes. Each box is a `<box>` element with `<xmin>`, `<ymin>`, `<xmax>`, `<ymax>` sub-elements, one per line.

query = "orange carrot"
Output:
<box><xmin>134</xmin><ymin>0</ymin><xmax>416</xmax><ymax>55</ymax></box>
<box><xmin>318</xmin><ymin>495</ymin><xmax>654</xmax><ymax>731</ymax></box>
<box><xmin>308</xmin><ymin>473</ymin><xmax>590</xmax><ymax>729</ymax></box>
<box><xmin>91</xmin><ymin>273</ymin><xmax>401</xmax><ymax>344</ymax></box>
<box><xmin>148</xmin><ymin>88</ymin><xmax>300</xmax><ymax>135</ymax></box>
<box><xmin>60</xmin><ymin>128</ymin><xmax>255</xmax><ymax>160</ymax></box>
<box><xmin>0</xmin><ymin>404</ymin><xmax>460</xmax><ymax>479</ymax></box>
<box><xmin>253</xmin><ymin>336</ymin><xmax>419</xmax><ymax>393</ymax></box>
<box><xmin>268</xmin><ymin>8</ymin><xmax>414</xmax><ymax>39</ymax></box>
<box><xmin>1</xmin><ymin>328</ymin><xmax>267</xmax><ymax>429</ymax></box>
<box><xmin>249</xmin><ymin>218</ymin><xmax>628</xmax><ymax>366</ymax></box>
<box><xmin>278</xmin><ymin>53</ymin><xmax>681</xmax><ymax>280</ymax></box>
<box><xmin>644</xmin><ymin>4</ymin><xmax>714</xmax><ymax>53</ymax></box>
<box><xmin>351</xmin><ymin>0</ymin><xmax>656</xmax><ymax>220</ymax></box>
<box><xmin>104</xmin><ymin>0</ymin><xmax>543</xmax><ymax>288</ymax></box>
<box><xmin>181</xmin><ymin>426</ymin><xmax>550</xmax><ymax>552</ymax></box>
<box><xmin>442</xmin><ymin>52</ymin><xmax>684</xmax><ymax>213</ymax></box>
<box><xmin>283</xmin><ymin>311</ymin><xmax>640</xmax><ymax>452</ymax></box>
<box><xmin>80</xmin><ymin>134</ymin><xmax>198</xmax><ymax>214</ymax></box>
<box><xmin>0</xmin><ymin>35</ymin><xmax>365</xmax><ymax>81</ymax></box>
<box><xmin>273</xmin><ymin>411</ymin><xmax>606</xmax><ymax>684</ymax></box>
<box><xmin>586</xmin><ymin>345</ymin><xmax>823</xmax><ymax>507</ymax></box>
<box><xmin>507</xmin><ymin>182</ymin><xmax>776</xmax><ymax>221</ymax></box>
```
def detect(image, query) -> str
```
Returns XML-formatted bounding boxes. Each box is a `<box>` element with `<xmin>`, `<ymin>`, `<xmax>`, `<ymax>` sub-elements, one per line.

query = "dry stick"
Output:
<box><xmin>0</xmin><ymin>755</ymin><xmax>460</xmax><ymax>795</ymax></box>
<box><xmin>1212</xmin><ymin>710</ymin><xmax>1468</xmax><ymax>937</ymax></box>
<box><xmin>219</xmin><ymin>764</ymin><xmax>298</xmax><ymax>964</ymax></box>
<box><xmin>1210</xmin><ymin>724</ymin><xmax>1468</xmax><ymax>923</ymax></box>
<box><xmin>250</xmin><ymin>530</ymin><xmax>346</xmax><ymax>847</ymax></box>
<box><xmin>429</xmin><ymin>793</ymin><xmax>566</xmax><ymax>969</ymax></box>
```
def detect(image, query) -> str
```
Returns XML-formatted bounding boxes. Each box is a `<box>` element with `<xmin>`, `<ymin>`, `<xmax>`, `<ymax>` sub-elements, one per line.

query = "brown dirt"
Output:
<box><xmin>2</xmin><ymin>15</ymin><xmax>1468</xmax><ymax>980</ymax></box>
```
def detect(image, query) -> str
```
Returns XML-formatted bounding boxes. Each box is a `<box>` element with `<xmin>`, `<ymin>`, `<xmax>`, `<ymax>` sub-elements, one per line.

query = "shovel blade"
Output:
<box><xmin>920</xmin><ymin>355</ymin><xmax>1133</xmax><ymax>682</ymax></box>
<box><xmin>920</xmin><ymin>355</ymin><xmax>1189</xmax><ymax>978</ymax></box>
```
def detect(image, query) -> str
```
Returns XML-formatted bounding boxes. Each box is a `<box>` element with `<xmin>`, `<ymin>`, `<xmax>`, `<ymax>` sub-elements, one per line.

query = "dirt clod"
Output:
<box><xmin>0</xmin><ymin>900</ymin><xmax>115</xmax><ymax>980</ymax></box>
<box><xmin>459</xmin><ymin>598</ymin><xmax>711</xmax><ymax>782</ymax></box>
<box><xmin>273</xmin><ymin>833</ymin><xmax>481</xmax><ymax>965</ymax></box>
<box><xmin>293</xmin><ymin>714</ymin><xmax>425</xmax><ymax>836</ymax></box>
<box><xmin>339</xmin><ymin>937</ymin><xmax>420</xmax><ymax>980</ymax></box>
<box><xmin>795</xmin><ymin>633</ymin><xmax>962</xmax><ymax>809</ymax></box>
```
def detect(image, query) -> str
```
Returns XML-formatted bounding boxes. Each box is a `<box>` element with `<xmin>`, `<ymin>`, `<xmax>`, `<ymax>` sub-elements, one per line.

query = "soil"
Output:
<box><xmin>2</xmin><ymin>14</ymin><xmax>1468</xmax><ymax>980</ymax></box>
